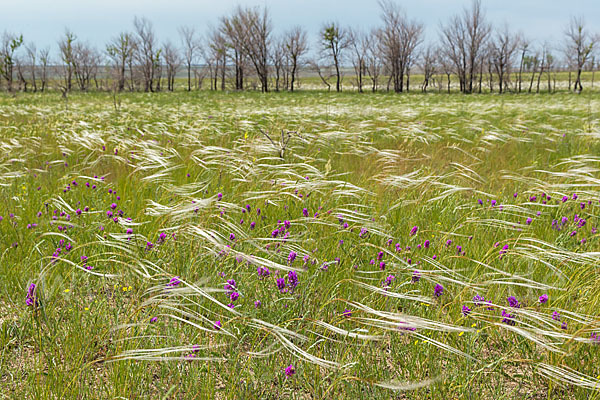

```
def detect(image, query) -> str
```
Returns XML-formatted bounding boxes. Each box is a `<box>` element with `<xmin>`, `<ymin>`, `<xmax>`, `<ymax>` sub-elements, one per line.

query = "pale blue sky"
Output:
<box><xmin>1</xmin><ymin>0</ymin><xmax>598</xmax><ymax>55</ymax></box>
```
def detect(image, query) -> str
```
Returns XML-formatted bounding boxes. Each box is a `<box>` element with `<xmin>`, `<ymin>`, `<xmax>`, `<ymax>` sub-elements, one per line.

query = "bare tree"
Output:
<box><xmin>271</xmin><ymin>37</ymin><xmax>285</xmax><ymax>91</ymax></box>
<box><xmin>491</xmin><ymin>24</ymin><xmax>520</xmax><ymax>93</ymax></box>
<box><xmin>58</xmin><ymin>29</ymin><xmax>77</xmax><ymax>92</ymax></box>
<box><xmin>348</xmin><ymin>28</ymin><xmax>369</xmax><ymax>92</ymax></box>
<box><xmin>365</xmin><ymin>29</ymin><xmax>382</xmax><ymax>92</ymax></box>
<box><xmin>517</xmin><ymin>38</ymin><xmax>529</xmax><ymax>93</ymax></box>
<box><xmin>39</xmin><ymin>47</ymin><xmax>50</xmax><ymax>92</ymax></box>
<box><xmin>564</xmin><ymin>16</ymin><xmax>596</xmax><ymax>93</ymax></box>
<box><xmin>309</xmin><ymin>59</ymin><xmax>334</xmax><ymax>91</ymax></box>
<box><xmin>1</xmin><ymin>32</ymin><xmax>24</xmax><ymax>92</ymax></box>
<box><xmin>440</xmin><ymin>0</ymin><xmax>491</xmax><ymax>93</ymax></box>
<box><xmin>220</xmin><ymin>13</ymin><xmax>247</xmax><ymax>90</ymax></box>
<box><xmin>207</xmin><ymin>27</ymin><xmax>227</xmax><ymax>91</ymax></box>
<box><xmin>72</xmin><ymin>41</ymin><xmax>100</xmax><ymax>91</ymax></box>
<box><xmin>25</xmin><ymin>42</ymin><xmax>37</xmax><ymax>92</ymax></box>
<box><xmin>178</xmin><ymin>26</ymin><xmax>201</xmax><ymax>92</ymax></box>
<box><xmin>133</xmin><ymin>17</ymin><xmax>159</xmax><ymax>92</ymax></box>
<box><xmin>222</xmin><ymin>6</ymin><xmax>272</xmax><ymax>92</ymax></box>
<box><xmin>162</xmin><ymin>40</ymin><xmax>181</xmax><ymax>91</ymax></box>
<box><xmin>283</xmin><ymin>26</ymin><xmax>308</xmax><ymax>92</ymax></box>
<box><xmin>106</xmin><ymin>32</ymin><xmax>135</xmax><ymax>91</ymax></box>
<box><xmin>420</xmin><ymin>44</ymin><xmax>437</xmax><ymax>92</ymax></box>
<box><xmin>378</xmin><ymin>1</ymin><xmax>424</xmax><ymax>93</ymax></box>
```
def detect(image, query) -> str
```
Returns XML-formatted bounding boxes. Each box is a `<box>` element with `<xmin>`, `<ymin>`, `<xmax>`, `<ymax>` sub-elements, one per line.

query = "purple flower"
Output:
<box><xmin>552</xmin><ymin>311</ymin><xmax>561</xmax><ymax>321</ymax></box>
<box><xmin>284</xmin><ymin>364</ymin><xmax>295</xmax><ymax>377</ymax></box>
<box><xmin>276</xmin><ymin>278</ymin><xmax>286</xmax><ymax>292</ymax></box>
<box><xmin>502</xmin><ymin>309</ymin><xmax>516</xmax><ymax>325</ymax></box>
<box><xmin>25</xmin><ymin>283</ymin><xmax>37</xmax><ymax>307</ymax></box>
<box><xmin>410</xmin><ymin>226</ymin><xmax>418</xmax><ymax>236</ymax></box>
<box><xmin>562</xmin><ymin>195</ymin><xmax>568</xmax><ymax>203</ymax></box>
<box><xmin>217</xmin><ymin>193</ymin><xmax>223</xmax><ymax>200</ymax></box>
<box><xmin>538</xmin><ymin>294</ymin><xmax>548</xmax><ymax>304</ymax></box>
<box><xmin>288</xmin><ymin>251</ymin><xmax>297</xmax><ymax>264</ymax></box>
<box><xmin>230</xmin><ymin>292</ymin><xmax>240</xmax><ymax>302</ymax></box>
<box><xmin>343</xmin><ymin>309</ymin><xmax>352</xmax><ymax>318</ymax></box>
<box><xmin>257</xmin><ymin>266</ymin><xmax>271</xmax><ymax>278</ymax></box>
<box><xmin>167</xmin><ymin>276</ymin><xmax>180</xmax><ymax>287</ymax></box>
<box><xmin>473</xmin><ymin>294</ymin><xmax>485</xmax><ymax>306</ymax></box>
<box><xmin>302</xmin><ymin>208</ymin><xmax>309</xmax><ymax>217</ymax></box>
<box><xmin>213</xmin><ymin>320</ymin><xmax>222</xmax><ymax>330</ymax></box>
<box><xmin>477</xmin><ymin>199</ymin><xmax>483</xmax><ymax>205</ymax></box>
<box><xmin>491</xmin><ymin>200</ymin><xmax>497</xmax><ymax>207</ymax></box>
<box><xmin>434</xmin><ymin>284</ymin><xmax>444</xmax><ymax>297</ymax></box>
<box><xmin>224</xmin><ymin>279</ymin><xmax>237</xmax><ymax>292</ymax></box>
<box><xmin>250</xmin><ymin>221</ymin><xmax>256</xmax><ymax>230</ymax></box>
<box><xmin>150</xmin><ymin>317</ymin><xmax>158</xmax><ymax>323</ymax></box>
<box><xmin>379</xmin><ymin>261</ymin><xmax>386</xmax><ymax>270</ymax></box>
<box><xmin>383</xmin><ymin>274</ymin><xmax>395</xmax><ymax>287</ymax></box>
<box><xmin>146</xmin><ymin>241</ymin><xmax>154</xmax><ymax>250</ymax></box>
<box><xmin>287</xmin><ymin>271</ymin><xmax>298</xmax><ymax>290</ymax></box>
<box><xmin>526</xmin><ymin>217</ymin><xmax>532</xmax><ymax>225</ymax></box>
<box><xmin>462</xmin><ymin>305</ymin><xmax>471</xmax><ymax>316</ymax></box>
<box><xmin>254</xmin><ymin>300</ymin><xmax>261</xmax><ymax>308</ymax></box>
<box><xmin>424</xmin><ymin>240</ymin><xmax>430</xmax><ymax>248</ymax></box>
<box><xmin>507</xmin><ymin>296</ymin><xmax>520</xmax><ymax>308</ymax></box>
<box><xmin>229</xmin><ymin>233</ymin><xmax>236</xmax><ymax>241</ymax></box>
<box><xmin>411</xmin><ymin>270</ymin><xmax>421</xmax><ymax>283</ymax></box>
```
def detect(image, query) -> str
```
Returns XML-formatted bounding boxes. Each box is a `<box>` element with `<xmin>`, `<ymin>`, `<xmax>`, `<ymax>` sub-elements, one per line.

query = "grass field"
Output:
<box><xmin>1</xmin><ymin>90</ymin><xmax>600</xmax><ymax>399</ymax></box>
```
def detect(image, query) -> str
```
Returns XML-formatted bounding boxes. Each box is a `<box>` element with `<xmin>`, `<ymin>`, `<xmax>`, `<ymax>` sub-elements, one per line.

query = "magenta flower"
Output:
<box><xmin>538</xmin><ymin>294</ymin><xmax>548</xmax><ymax>304</ymax></box>
<box><xmin>213</xmin><ymin>320</ymin><xmax>222</xmax><ymax>330</ymax></box>
<box><xmin>287</xmin><ymin>271</ymin><xmax>298</xmax><ymax>290</ymax></box>
<box><xmin>434</xmin><ymin>284</ymin><xmax>444</xmax><ymax>297</ymax></box>
<box><xmin>410</xmin><ymin>226</ymin><xmax>418</xmax><ymax>236</ymax></box>
<box><xmin>284</xmin><ymin>364</ymin><xmax>295</xmax><ymax>377</ymax></box>
<box><xmin>276</xmin><ymin>278</ymin><xmax>286</xmax><ymax>292</ymax></box>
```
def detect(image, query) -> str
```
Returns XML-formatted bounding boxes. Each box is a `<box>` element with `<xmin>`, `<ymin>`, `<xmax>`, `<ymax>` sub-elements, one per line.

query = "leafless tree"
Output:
<box><xmin>271</xmin><ymin>37</ymin><xmax>286</xmax><ymax>91</ymax></box>
<box><xmin>378</xmin><ymin>1</ymin><xmax>424</xmax><ymax>93</ymax></box>
<box><xmin>491</xmin><ymin>25</ymin><xmax>520</xmax><ymax>93</ymax></box>
<box><xmin>25</xmin><ymin>42</ymin><xmax>37</xmax><ymax>92</ymax></box>
<box><xmin>320</xmin><ymin>22</ymin><xmax>349</xmax><ymax>92</ymax></box>
<box><xmin>348</xmin><ymin>28</ymin><xmax>370</xmax><ymax>92</ymax></box>
<box><xmin>72</xmin><ymin>41</ymin><xmax>100</xmax><ymax>91</ymax></box>
<box><xmin>58</xmin><ymin>29</ymin><xmax>77</xmax><ymax>92</ymax></box>
<box><xmin>178</xmin><ymin>26</ymin><xmax>201</xmax><ymax>91</ymax></box>
<box><xmin>283</xmin><ymin>26</ymin><xmax>308</xmax><ymax>92</ymax></box>
<box><xmin>420</xmin><ymin>44</ymin><xmax>437</xmax><ymax>92</ymax></box>
<box><xmin>309</xmin><ymin>59</ymin><xmax>334</xmax><ymax>91</ymax></box>
<box><xmin>220</xmin><ymin>13</ymin><xmax>247</xmax><ymax>90</ymax></box>
<box><xmin>440</xmin><ymin>0</ymin><xmax>491</xmax><ymax>93</ymax></box>
<box><xmin>517</xmin><ymin>38</ymin><xmax>529</xmax><ymax>93</ymax></box>
<box><xmin>39</xmin><ymin>47</ymin><xmax>50</xmax><ymax>92</ymax></box>
<box><xmin>207</xmin><ymin>27</ymin><xmax>227</xmax><ymax>91</ymax></box>
<box><xmin>133</xmin><ymin>17</ymin><xmax>159</xmax><ymax>92</ymax></box>
<box><xmin>365</xmin><ymin>30</ymin><xmax>382</xmax><ymax>92</ymax></box>
<box><xmin>162</xmin><ymin>40</ymin><xmax>181</xmax><ymax>91</ymax></box>
<box><xmin>564</xmin><ymin>16</ymin><xmax>597</xmax><ymax>93</ymax></box>
<box><xmin>223</xmin><ymin>6</ymin><xmax>272</xmax><ymax>92</ymax></box>
<box><xmin>1</xmin><ymin>32</ymin><xmax>24</xmax><ymax>92</ymax></box>
<box><xmin>106</xmin><ymin>32</ymin><xmax>135</xmax><ymax>91</ymax></box>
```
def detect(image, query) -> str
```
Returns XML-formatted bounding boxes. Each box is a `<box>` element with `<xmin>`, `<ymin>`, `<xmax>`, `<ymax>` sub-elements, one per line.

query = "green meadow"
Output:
<box><xmin>1</xmin><ymin>90</ymin><xmax>600</xmax><ymax>399</ymax></box>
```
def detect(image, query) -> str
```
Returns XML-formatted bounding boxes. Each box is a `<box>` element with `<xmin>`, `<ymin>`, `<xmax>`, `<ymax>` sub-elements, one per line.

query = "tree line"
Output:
<box><xmin>0</xmin><ymin>0</ymin><xmax>598</xmax><ymax>95</ymax></box>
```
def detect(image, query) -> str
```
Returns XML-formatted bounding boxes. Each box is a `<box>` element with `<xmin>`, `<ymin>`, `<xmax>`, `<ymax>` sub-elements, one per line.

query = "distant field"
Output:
<box><xmin>1</xmin><ymin>90</ymin><xmax>600</xmax><ymax>398</ymax></box>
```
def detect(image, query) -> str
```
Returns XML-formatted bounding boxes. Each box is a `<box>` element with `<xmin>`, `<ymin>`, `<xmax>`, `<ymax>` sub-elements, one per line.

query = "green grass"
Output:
<box><xmin>1</xmin><ymin>90</ymin><xmax>600</xmax><ymax>399</ymax></box>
